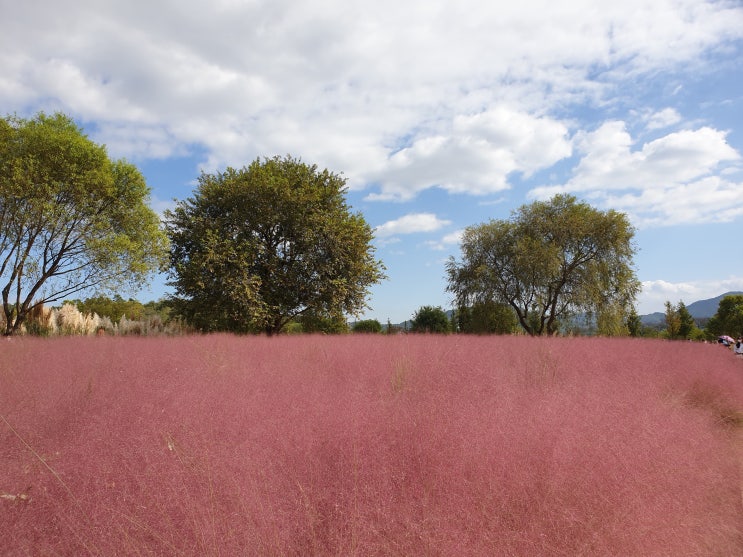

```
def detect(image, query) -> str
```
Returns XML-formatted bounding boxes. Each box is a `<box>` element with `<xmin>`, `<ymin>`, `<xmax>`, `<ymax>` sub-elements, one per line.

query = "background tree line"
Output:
<box><xmin>4</xmin><ymin>111</ymin><xmax>741</xmax><ymax>339</ymax></box>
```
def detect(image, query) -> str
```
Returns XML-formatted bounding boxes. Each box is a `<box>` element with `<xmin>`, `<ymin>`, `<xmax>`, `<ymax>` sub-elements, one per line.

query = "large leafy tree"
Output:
<box><xmin>706</xmin><ymin>294</ymin><xmax>743</xmax><ymax>338</ymax></box>
<box><xmin>664</xmin><ymin>301</ymin><xmax>682</xmax><ymax>339</ymax></box>
<box><xmin>0</xmin><ymin>113</ymin><xmax>168</xmax><ymax>335</ymax></box>
<box><xmin>446</xmin><ymin>194</ymin><xmax>639</xmax><ymax>336</ymax></box>
<box><xmin>410</xmin><ymin>305</ymin><xmax>451</xmax><ymax>333</ymax></box>
<box><xmin>165</xmin><ymin>156</ymin><xmax>385</xmax><ymax>335</ymax></box>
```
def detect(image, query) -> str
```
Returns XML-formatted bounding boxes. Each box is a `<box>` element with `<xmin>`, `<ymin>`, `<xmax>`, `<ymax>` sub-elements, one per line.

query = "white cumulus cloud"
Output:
<box><xmin>365</xmin><ymin>107</ymin><xmax>572</xmax><ymax>201</ymax></box>
<box><xmin>375</xmin><ymin>213</ymin><xmax>452</xmax><ymax>238</ymax></box>
<box><xmin>646</xmin><ymin>108</ymin><xmax>682</xmax><ymax>130</ymax></box>
<box><xmin>2</xmin><ymin>0</ymin><xmax>742</xmax><ymax>201</ymax></box>
<box><xmin>530</xmin><ymin>122</ymin><xmax>743</xmax><ymax>226</ymax></box>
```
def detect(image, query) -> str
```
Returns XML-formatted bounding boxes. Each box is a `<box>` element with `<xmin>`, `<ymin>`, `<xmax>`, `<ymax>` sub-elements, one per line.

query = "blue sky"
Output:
<box><xmin>2</xmin><ymin>0</ymin><xmax>743</xmax><ymax>322</ymax></box>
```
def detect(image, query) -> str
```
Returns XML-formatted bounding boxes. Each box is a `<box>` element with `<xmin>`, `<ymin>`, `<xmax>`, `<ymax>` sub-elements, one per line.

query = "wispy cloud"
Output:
<box><xmin>375</xmin><ymin>213</ymin><xmax>452</xmax><ymax>238</ymax></box>
<box><xmin>645</xmin><ymin>108</ymin><xmax>682</xmax><ymax>131</ymax></box>
<box><xmin>425</xmin><ymin>230</ymin><xmax>465</xmax><ymax>251</ymax></box>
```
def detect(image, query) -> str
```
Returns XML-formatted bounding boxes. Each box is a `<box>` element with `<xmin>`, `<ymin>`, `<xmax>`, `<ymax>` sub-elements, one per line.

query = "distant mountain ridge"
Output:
<box><xmin>639</xmin><ymin>291</ymin><xmax>743</xmax><ymax>325</ymax></box>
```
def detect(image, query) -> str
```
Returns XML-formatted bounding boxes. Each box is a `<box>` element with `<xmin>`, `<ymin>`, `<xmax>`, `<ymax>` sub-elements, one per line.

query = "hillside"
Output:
<box><xmin>640</xmin><ymin>291</ymin><xmax>743</xmax><ymax>326</ymax></box>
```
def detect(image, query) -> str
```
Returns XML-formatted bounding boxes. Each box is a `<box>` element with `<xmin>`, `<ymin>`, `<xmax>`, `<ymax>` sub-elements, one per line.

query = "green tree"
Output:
<box><xmin>73</xmin><ymin>295</ymin><xmax>146</xmax><ymax>323</ymax></box>
<box><xmin>594</xmin><ymin>300</ymin><xmax>630</xmax><ymax>336</ymax></box>
<box><xmin>352</xmin><ymin>319</ymin><xmax>383</xmax><ymax>333</ymax></box>
<box><xmin>446</xmin><ymin>195</ymin><xmax>639</xmax><ymax>336</ymax></box>
<box><xmin>626</xmin><ymin>307</ymin><xmax>642</xmax><ymax>337</ymax></box>
<box><xmin>706</xmin><ymin>294</ymin><xmax>743</xmax><ymax>338</ymax></box>
<box><xmin>664</xmin><ymin>300</ymin><xmax>681</xmax><ymax>339</ymax></box>
<box><xmin>410</xmin><ymin>305</ymin><xmax>451</xmax><ymax>333</ymax></box>
<box><xmin>676</xmin><ymin>301</ymin><xmax>696</xmax><ymax>340</ymax></box>
<box><xmin>664</xmin><ymin>300</ymin><xmax>699</xmax><ymax>340</ymax></box>
<box><xmin>165</xmin><ymin>156</ymin><xmax>385</xmax><ymax>335</ymax></box>
<box><xmin>455</xmin><ymin>300</ymin><xmax>518</xmax><ymax>334</ymax></box>
<box><xmin>294</xmin><ymin>310</ymin><xmax>349</xmax><ymax>334</ymax></box>
<box><xmin>0</xmin><ymin>113</ymin><xmax>168</xmax><ymax>335</ymax></box>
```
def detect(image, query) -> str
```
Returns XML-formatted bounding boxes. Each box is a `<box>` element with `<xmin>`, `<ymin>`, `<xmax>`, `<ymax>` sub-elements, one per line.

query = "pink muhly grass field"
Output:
<box><xmin>2</xmin><ymin>334</ymin><xmax>743</xmax><ymax>555</ymax></box>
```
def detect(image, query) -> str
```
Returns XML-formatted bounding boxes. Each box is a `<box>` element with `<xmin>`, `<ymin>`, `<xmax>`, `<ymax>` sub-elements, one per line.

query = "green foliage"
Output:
<box><xmin>0</xmin><ymin>112</ymin><xmax>168</xmax><ymax>335</ymax></box>
<box><xmin>68</xmin><ymin>295</ymin><xmax>180</xmax><ymax>335</ymax></box>
<box><xmin>677</xmin><ymin>301</ymin><xmax>696</xmax><ymax>340</ymax></box>
<box><xmin>626</xmin><ymin>307</ymin><xmax>642</xmax><ymax>337</ymax></box>
<box><xmin>143</xmin><ymin>299</ymin><xmax>176</xmax><ymax>322</ymax></box>
<box><xmin>410</xmin><ymin>305</ymin><xmax>451</xmax><ymax>334</ymax></box>
<box><xmin>455</xmin><ymin>300</ymin><xmax>518</xmax><ymax>334</ymax></box>
<box><xmin>294</xmin><ymin>310</ymin><xmax>349</xmax><ymax>334</ymax></box>
<box><xmin>352</xmin><ymin>319</ymin><xmax>383</xmax><ymax>333</ymax></box>
<box><xmin>689</xmin><ymin>327</ymin><xmax>707</xmax><ymax>342</ymax></box>
<box><xmin>285</xmin><ymin>322</ymin><xmax>304</xmax><ymax>335</ymax></box>
<box><xmin>664</xmin><ymin>301</ymin><xmax>681</xmax><ymax>339</ymax></box>
<box><xmin>72</xmin><ymin>295</ymin><xmax>146</xmax><ymax>323</ymax></box>
<box><xmin>446</xmin><ymin>194</ymin><xmax>639</xmax><ymax>336</ymax></box>
<box><xmin>638</xmin><ymin>324</ymin><xmax>663</xmax><ymax>339</ymax></box>
<box><xmin>165</xmin><ymin>156</ymin><xmax>385</xmax><ymax>335</ymax></box>
<box><xmin>664</xmin><ymin>300</ymin><xmax>700</xmax><ymax>340</ymax></box>
<box><xmin>706</xmin><ymin>295</ymin><xmax>743</xmax><ymax>338</ymax></box>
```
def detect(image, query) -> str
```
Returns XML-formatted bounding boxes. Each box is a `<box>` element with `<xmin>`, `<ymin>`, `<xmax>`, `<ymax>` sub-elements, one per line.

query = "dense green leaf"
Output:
<box><xmin>165</xmin><ymin>156</ymin><xmax>385</xmax><ymax>335</ymax></box>
<box><xmin>0</xmin><ymin>112</ymin><xmax>168</xmax><ymax>335</ymax></box>
<box><xmin>446</xmin><ymin>194</ymin><xmax>639</xmax><ymax>336</ymax></box>
<box><xmin>410</xmin><ymin>305</ymin><xmax>451</xmax><ymax>334</ymax></box>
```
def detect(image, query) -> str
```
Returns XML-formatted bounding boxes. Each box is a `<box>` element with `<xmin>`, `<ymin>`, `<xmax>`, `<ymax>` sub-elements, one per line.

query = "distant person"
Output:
<box><xmin>735</xmin><ymin>338</ymin><xmax>743</xmax><ymax>357</ymax></box>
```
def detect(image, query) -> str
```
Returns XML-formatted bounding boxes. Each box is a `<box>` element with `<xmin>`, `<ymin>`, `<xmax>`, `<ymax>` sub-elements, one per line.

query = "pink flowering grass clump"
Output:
<box><xmin>2</xmin><ymin>334</ymin><xmax>743</xmax><ymax>555</ymax></box>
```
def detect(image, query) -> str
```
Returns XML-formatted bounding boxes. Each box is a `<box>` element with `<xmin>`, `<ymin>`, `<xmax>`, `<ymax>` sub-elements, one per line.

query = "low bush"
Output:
<box><xmin>19</xmin><ymin>302</ymin><xmax>191</xmax><ymax>337</ymax></box>
<box><xmin>352</xmin><ymin>319</ymin><xmax>383</xmax><ymax>333</ymax></box>
<box><xmin>2</xmin><ymin>335</ymin><xmax>743</xmax><ymax>555</ymax></box>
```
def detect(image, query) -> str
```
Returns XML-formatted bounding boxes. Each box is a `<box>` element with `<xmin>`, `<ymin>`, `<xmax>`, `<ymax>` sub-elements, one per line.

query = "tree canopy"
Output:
<box><xmin>410</xmin><ymin>305</ymin><xmax>451</xmax><ymax>333</ymax></box>
<box><xmin>165</xmin><ymin>156</ymin><xmax>385</xmax><ymax>335</ymax></box>
<box><xmin>664</xmin><ymin>300</ymin><xmax>698</xmax><ymax>340</ymax></box>
<box><xmin>0</xmin><ymin>112</ymin><xmax>168</xmax><ymax>335</ymax></box>
<box><xmin>352</xmin><ymin>319</ymin><xmax>383</xmax><ymax>334</ymax></box>
<box><xmin>446</xmin><ymin>194</ymin><xmax>639</xmax><ymax>336</ymax></box>
<box><xmin>455</xmin><ymin>300</ymin><xmax>518</xmax><ymax>335</ymax></box>
<box><xmin>71</xmin><ymin>295</ymin><xmax>147</xmax><ymax>323</ymax></box>
<box><xmin>706</xmin><ymin>294</ymin><xmax>743</xmax><ymax>339</ymax></box>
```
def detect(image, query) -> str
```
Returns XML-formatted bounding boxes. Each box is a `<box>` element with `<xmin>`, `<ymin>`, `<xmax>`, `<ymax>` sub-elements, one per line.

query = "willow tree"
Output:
<box><xmin>165</xmin><ymin>156</ymin><xmax>385</xmax><ymax>335</ymax></box>
<box><xmin>446</xmin><ymin>194</ymin><xmax>639</xmax><ymax>336</ymax></box>
<box><xmin>0</xmin><ymin>113</ymin><xmax>168</xmax><ymax>335</ymax></box>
